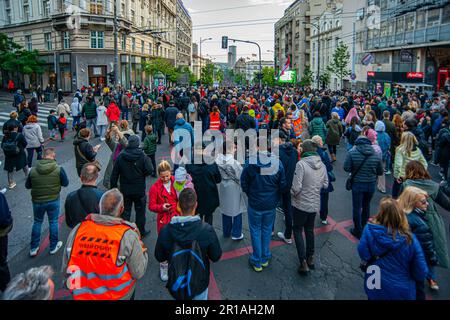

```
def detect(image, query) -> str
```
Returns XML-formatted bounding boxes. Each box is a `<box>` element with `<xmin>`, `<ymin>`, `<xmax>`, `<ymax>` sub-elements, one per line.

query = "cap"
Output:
<box><xmin>174</xmin><ymin>167</ymin><xmax>187</xmax><ymax>182</ymax></box>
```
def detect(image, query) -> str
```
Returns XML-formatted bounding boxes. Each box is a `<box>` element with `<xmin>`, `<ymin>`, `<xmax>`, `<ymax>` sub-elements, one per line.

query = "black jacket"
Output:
<box><xmin>64</xmin><ymin>185</ymin><xmax>104</xmax><ymax>228</ymax></box>
<box><xmin>279</xmin><ymin>142</ymin><xmax>298</xmax><ymax>190</ymax></box>
<box><xmin>186</xmin><ymin>163</ymin><xmax>222</xmax><ymax>216</ymax></box>
<box><xmin>407</xmin><ymin>208</ymin><xmax>438</xmax><ymax>266</ymax></box>
<box><xmin>0</xmin><ymin>192</ymin><xmax>12</xmax><ymax>232</ymax></box>
<box><xmin>343</xmin><ymin>136</ymin><xmax>383</xmax><ymax>184</ymax></box>
<box><xmin>110</xmin><ymin>145</ymin><xmax>153</xmax><ymax>196</ymax></box>
<box><xmin>235</xmin><ymin>113</ymin><xmax>256</xmax><ymax>131</ymax></box>
<box><xmin>155</xmin><ymin>217</ymin><xmax>222</xmax><ymax>291</ymax></box>
<box><xmin>73</xmin><ymin>138</ymin><xmax>97</xmax><ymax>176</ymax></box>
<box><xmin>164</xmin><ymin>106</ymin><xmax>179</xmax><ymax>129</ymax></box>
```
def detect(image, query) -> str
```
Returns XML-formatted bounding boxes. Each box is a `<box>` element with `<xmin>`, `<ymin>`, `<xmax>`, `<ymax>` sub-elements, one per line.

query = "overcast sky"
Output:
<box><xmin>183</xmin><ymin>0</ymin><xmax>292</xmax><ymax>63</ymax></box>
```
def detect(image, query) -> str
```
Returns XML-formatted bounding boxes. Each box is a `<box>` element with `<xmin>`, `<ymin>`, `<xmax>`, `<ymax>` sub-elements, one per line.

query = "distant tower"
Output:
<box><xmin>228</xmin><ymin>45</ymin><xmax>237</xmax><ymax>68</ymax></box>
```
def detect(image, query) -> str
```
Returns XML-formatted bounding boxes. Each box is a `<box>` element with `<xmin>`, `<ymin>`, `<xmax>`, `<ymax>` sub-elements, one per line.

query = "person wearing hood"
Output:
<box><xmin>308</xmin><ymin>112</ymin><xmax>327</xmax><ymax>143</ymax></box>
<box><xmin>241</xmin><ymin>146</ymin><xmax>286</xmax><ymax>272</ymax></box>
<box><xmin>344</xmin><ymin>135</ymin><xmax>384</xmax><ymax>239</ymax></box>
<box><xmin>393</xmin><ymin>132</ymin><xmax>427</xmax><ymax>198</ymax></box>
<box><xmin>70</xmin><ymin>97</ymin><xmax>82</xmax><ymax>131</ymax></box>
<box><xmin>173</xmin><ymin>167</ymin><xmax>194</xmax><ymax>197</ymax></box>
<box><xmin>325</xmin><ymin>112</ymin><xmax>344</xmax><ymax>162</ymax></box>
<box><xmin>96</xmin><ymin>100</ymin><xmax>108</xmax><ymax>141</ymax></box>
<box><xmin>311</xmin><ymin>135</ymin><xmax>335</xmax><ymax>225</ymax></box>
<box><xmin>110</xmin><ymin>135</ymin><xmax>153</xmax><ymax>237</ymax></box>
<box><xmin>358</xmin><ymin>197</ymin><xmax>428</xmax><ymax>300</ymax></box>
<box><xmin>216</xmin><ymin>141</ymin><xmax>247</xmax><ymax>240</ymax></box>
<box><xmin>291</xmin><ymin>140</ymin><xmax>328</xmax><ymax>275</ymax></box>
<box><xmin>106</xmin><ymin>98</ymin><xmax>121</xmax><ymax>125</ymax></box>
<box><xmin>275</xmin><ymin>131</ymin><xmax>298</xmax><ymax>244</ymax></box>
<box><xmin>22</xmin><ymin>115</ymin><xmax>44</xmax><ymax>168</ymax></box>
<box><xmin>173</xmin><ymin>113</ymin><xmax>194</xmax><ymax>147</ymax></box>
<box><xmin>74</xmin><ymin>128</ymin><xmax>101</xmax><ymax>177</ymax></box>
<box><xmin>25</xmin><ymin>148</ymin><xmax>69</xmax><ymax>257</ymax></box>
<box><xmin>56</xmin><ymin>98</ymin><xmax>70</xmax><ymax>120</ymax></box>
<box><xmin>375</xmin><ymin>121</ymin><xmax>391</xmax><ymax>194</ymax></box>
<box><xmin>155</xmin><ymin>188</ymin><xmax>222</xmax><ymax>300</ymax></box>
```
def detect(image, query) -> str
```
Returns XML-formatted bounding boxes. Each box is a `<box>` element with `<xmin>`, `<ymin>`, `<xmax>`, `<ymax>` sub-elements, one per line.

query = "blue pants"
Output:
<box><xmin>247</xmin><ymin>207</ymin><xmax>276</xmax><ymax>268</ymax></box>
<box><xmin>86</xmin><ymin>118</ymin><xmax>98</xmax><ymax>136</ymax></box>
<box><xmin>30</xmin><ymin>199</ymin><xmax>60</xmax><ymax>251</ymax></box>
<box><xmin>121</xmin><ymin>109</ymin><xmax>129</xmax><ymax>120</ymax></box>
<box><xmin>351</xmin><ymin>182</ymin><xmax>375</xmax><ymax>235</ymax></box>
<box><xmin>222</xmin><ymin>213</ymin><xmax>243</xmax><ymax>238</ymax></box>
<box><xmin>72</xmin><ymin>116</ymin><xmax>81</xmax><ymax>129</ymax></box>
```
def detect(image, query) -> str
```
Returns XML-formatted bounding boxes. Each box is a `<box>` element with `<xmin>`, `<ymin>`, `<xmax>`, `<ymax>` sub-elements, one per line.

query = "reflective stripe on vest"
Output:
<box><xmin>209</xmin><ymin>113</ymin><xmax>220</xmax><ymax>130</ymax></box>
<box><xmin>293</xmin><ymin>116</ymin><xmax>303</xmax><ymax>138</ymax></box>
<box><xmin>67</xmin><ymin>218</ymin><xmax>136</xmax><ymax>300</ymax></box>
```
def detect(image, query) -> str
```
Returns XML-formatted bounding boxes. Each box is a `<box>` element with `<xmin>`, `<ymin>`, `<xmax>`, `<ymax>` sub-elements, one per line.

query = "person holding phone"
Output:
<box><xmin>149</xmin><ymin>160</ymin><xmax>179</xmax><ymax>282</ymax></box>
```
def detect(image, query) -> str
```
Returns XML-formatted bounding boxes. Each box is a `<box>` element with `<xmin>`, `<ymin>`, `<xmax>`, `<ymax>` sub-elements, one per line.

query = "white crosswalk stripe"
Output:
<box><xmin>0</xmin><ymin>105</ymin><xmax>72</xmax><ymax>130</ymax></box>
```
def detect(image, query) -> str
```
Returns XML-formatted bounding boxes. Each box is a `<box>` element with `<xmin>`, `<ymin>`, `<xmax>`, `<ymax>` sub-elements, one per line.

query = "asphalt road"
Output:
<box><xmin>1</xmin><ymin>99</ymin><xmax>450</xmax><ymax>300</ymax></box>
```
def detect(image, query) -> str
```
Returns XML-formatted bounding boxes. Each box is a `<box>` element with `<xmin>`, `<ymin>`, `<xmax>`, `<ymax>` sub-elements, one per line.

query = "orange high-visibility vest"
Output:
<box><xmin>293</xmin><ymin>114</ymin><xmax>303</xmax><ymax>139</ymax></box>
<box><xmin>209</xmin><ymin>112</ymin><xmax>221</xmax><ymax>131</ymax></box>
<box><xmin>67</xmin><ymin>216</ymin><xmax>136</xmax><ymax>300</ymax></box>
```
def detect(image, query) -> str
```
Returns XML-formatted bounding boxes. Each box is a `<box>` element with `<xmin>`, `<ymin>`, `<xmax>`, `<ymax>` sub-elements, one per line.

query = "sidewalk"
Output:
<box><xmin>0</xmin><ymin>90</ymin><xmax>65</xmax><ymax>106</ymax></box>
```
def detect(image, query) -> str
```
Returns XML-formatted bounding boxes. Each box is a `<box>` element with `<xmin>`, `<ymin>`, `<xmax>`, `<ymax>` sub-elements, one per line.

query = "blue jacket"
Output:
<box><xmin>164</xmin><ymin>106</ymin><xmax>179</xmax><ymax>129</ymax></box>
<box><xmin>407</xmin><ymin>208</ymin><xmax>438</xmax><ymax>266</ymax></box>
<box><xmin>358</xmin><ymin>223</ymin><xmax>428</xmax><ymax>300</ymax></box>
<box><xmin>241</xmin><ymin>153</ymin><xmax>287</xmax><ymax>211</ymax></box>
<box><xmin>316</xmin><ymin>147</ymin><xmax>334</xmax><ymax>193</ymax></box>
<box><xmin>0</xmin><ymin>193</ymin><xmax>12</xmax><ymax>230</ymax></box>
<box><xmin>376</xmin><ymin>131</ymin><xmax>391</xmax><ymax>161</ymax></box>
<box><xmin>173</xmin><ymin>118</ymin><xmax>194</xmax><ymax>146</ymax></box>
<box><xmin>331</xmin><ymin>106</ymin><xmax>345</xmax><ymax>120</ymax></box>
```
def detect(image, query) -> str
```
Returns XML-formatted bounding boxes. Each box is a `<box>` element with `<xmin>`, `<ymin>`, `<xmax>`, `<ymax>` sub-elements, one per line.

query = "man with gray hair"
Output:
<box><xmin>2</xmin><ymin>265</ymin><xmax>55</xmax><ymax>300</ymax></box>
<box><xmin>62</xmin><ymin>188</ymin><xmax>148</xmax><ymax>300</ymax></box>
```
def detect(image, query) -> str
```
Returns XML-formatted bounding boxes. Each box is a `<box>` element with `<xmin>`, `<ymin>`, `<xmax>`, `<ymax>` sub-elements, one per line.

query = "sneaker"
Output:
<box><xmin>428</xmin><ymin>279</ymin><xmax>439</xmax><ymax>291</ymax></box>
<box><xmin>0</xmin><ymin>188</ymin><xmax>6</xmax><ymax>194</ymax></box>
<box><xmin>29</xmin><ymin>247</ymin><xmax>39</xmax><ymax>257</ymax></box>
<box><xmin>231</xmin><ymin>233</ymin><xmax>244</xmax><ymax>241</ymax></box>
<box><xmin>378</xmin><ymin>188</ymin><xmax>387</xmax><ymax>194</ymax></box>
<box><xmin>261</xmin><ymin>260</ymin><xmax>270</xmax><ymax>268</ymax></box>
<box><xmin>306</xmin><ymin>256</ymin><xmax>315</xmax><ymax>270</ymax></box>
<box><xmin>160</xmin><ymin>262</ymin><xmax>169</xmax><ymax>282</ymax></box>
<box><xmin>50</xmin><ymin>241</ymin><xmax>63</xmax><ymax>255</ymax></box>
<box><xmin>100</xmin><ymin>137</ymin><xmax>106</xmax><ymax>141</ymax></box>
<box><xmin>277</xmin><ymin>232</ymin><xmax>293</xmax><ymax>244</ymax></box>
<box><xmin>385</xmin><ymin>170</ymin><xmax>391</xmax><ymax>175</ymax></box>
<box><xmin>321</xmin><ymin>220</ymin><xmax>329</xmax><ymax>225</ymax></box>
<box><xmin>249</xmin><ymin>259</ymin><xmax>262</xmax><ymax>272</ymax></box>
<box><xmin>298</xmin><ymin>260</ymin><xmax>310</xmax><ymax>275</ymax></box>
<box><xmin>8</xmin><ymin>182</ymin><xmax>16</xmax><ymax>189</ymax></box>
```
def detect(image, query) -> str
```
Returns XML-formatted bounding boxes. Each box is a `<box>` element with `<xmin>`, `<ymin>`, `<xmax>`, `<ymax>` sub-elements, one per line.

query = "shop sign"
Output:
<box><xmin>406</xmin><ymin>72</ymin><xmax>424</xmax><ymax>79</ymax></box>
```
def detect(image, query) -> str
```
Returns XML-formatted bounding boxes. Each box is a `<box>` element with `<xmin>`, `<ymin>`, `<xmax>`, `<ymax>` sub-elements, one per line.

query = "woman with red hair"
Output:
<box><xmin>22</xmin><ymin>115</ymin><xmax>44</xmax><ymax>168</ymax></box>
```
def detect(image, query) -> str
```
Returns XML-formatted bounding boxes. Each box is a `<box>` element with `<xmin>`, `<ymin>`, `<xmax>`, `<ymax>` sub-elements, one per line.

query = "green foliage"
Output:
<box><xmin>299</xmin><ymin>67</ymin><xmax>314</xmax><ymax>87</ymax></box>
<box><xmin>201</xmin><ymin>63</ymin><xmax>214</xmax><ymax>86</ymax></box>
<box><xmin>0</xmin><ymin>33</ymin><xmax>44</xmax><ymax>75</ymax></box>
<box><xmin>234</xmin><ymin>72</ymin><xmax>246</xmax><ymax>85</ymax></box>
<box><xmin>216</xmin><ymin>68</ymin><xmax>224</xmax><ymax>84</ymax></box>
<box><xmin>326</xmin><ymin>41</ymin><xmax>351</xmax><ymax>88</ymax></box>
<box><xmin>319</xmin><ymin>71</ymin><xmax>331</xmax><ymax>88</ymax></box>
<box><xmin>256</xmin><ymin>66</ymin><xmax>275</xmax><ymax>86</ymax></box>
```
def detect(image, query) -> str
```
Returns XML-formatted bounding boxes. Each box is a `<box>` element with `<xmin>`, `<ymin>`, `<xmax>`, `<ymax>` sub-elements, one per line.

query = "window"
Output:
<box><xmin>416</xmin><ymin>11</ymin><xmax>425</xmax><ymax>28</ymax></box>
<box><xmin>121</xmin><ymin>34</ymin><xmax>126</xmax><ymax>51</ymax></box>
<box><xmin>132</xmin><ymin>37</ymin><xmax>136</xmax><ymax>51</ymax></box>
<box><xmin>405</xmin><ymin>14</ymin><xmax>414</xmax><ymax>31</ymax></box>
<box><xmin>141</xmin><ymin>40</ymin><xmax>144</xmax><ymax>54</ymax></box>
<box><xmin>131</xmin><ymin>10</ymin><xmax>135</xmax><ymax>24</ymax></box>
<box><xmin>121</xmin><ymin>3</ymin><xmax>126</xmax><ymax>17</ymax></box>
<box><xmin>90</xmin><ymin>31</ymin><xmax>104</xmax><ymax>49</ymax></box>
<box><xmin>63</xmin><ymin>31</ymin><xmax>70</xmax><ymax>49</ymax></box>
<box><xmin>388</xmin><ymin>20</ymin><xmax>395</xmax><ymax>34</ymax></box>
<box><xmin>44</xmin><ymin>33</ymin><xmax>52</xmax><ymax>50</ymax></box>
<box><xmin>380</xmin><ymin>21</ymin><xmax>388</xmax><ymax>36</ymax></box>
<box><xmin>5</xmin><ymin>0</ymin><xmax>11</xmax><ymax>24</ymax></box>
<box><xmin>427</xmin><ymin>9</ymin><xmax>440</xmax><ymax>26</ymax></box>
<box><xmin>396</xmin><ymin>17</ymin><xmax>404</xmax><ymax>34</ymax></box>
<box><xmin>90</xmin><ymin>0</ymin><xmax>104</xmax><ymax>15</ymax></box>
<box><xmin>43</xmin><ymin>0</ymin><xmax>50</xmax><ymax>17</ymax></box>
<box><xmin>24</xmin><ymin>0</ymin><xmax>30</xmax><ymax>21</ymax></box>
<box><xmin>443</xmin><ymin>5</ymin><xmax>450</xmax><ymax>24</ymax></box>
<box><xmin>149</xmin><ymin>43</ymin><xmax>152</xmax><ymax>55</ymax></box>
<box><xmin>25</xmin><ymin>35</ymin><xmax>32</xmax><ymax>51</ymax></box>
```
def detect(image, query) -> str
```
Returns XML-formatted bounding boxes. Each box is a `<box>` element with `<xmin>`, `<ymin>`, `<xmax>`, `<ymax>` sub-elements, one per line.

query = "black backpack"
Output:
<box><xmin>228</xmin><ymin>106</ymin><xmax>237</xmax><ymax>123</ymax></box>
<box><xmin>167</xmin><ymin>239</ymin><xmax>208</xmax><ymax>300</ymax></box>
<box><xmin>2</xmin><ymin>134</ymin><xmax>20</xmax><ymax>156</ymax></box>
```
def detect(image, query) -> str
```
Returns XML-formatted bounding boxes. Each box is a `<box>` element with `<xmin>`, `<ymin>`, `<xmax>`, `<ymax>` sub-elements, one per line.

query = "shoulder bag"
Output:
<box><xmin>345</xmin><ymin>151</ymin><xmax>370</xmax><ymax>191</ymax></box>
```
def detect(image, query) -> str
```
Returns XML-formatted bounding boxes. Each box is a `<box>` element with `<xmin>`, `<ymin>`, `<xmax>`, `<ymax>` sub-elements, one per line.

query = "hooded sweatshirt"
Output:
<box><xmin>23</xmin><ymin>123</ymin><xmax>44</xmax><ymax>148</ymax></box>
<box><xmin>291</xmin><ymin>154</ymin><xmax>328</xmax><ymax>213</ymax></box>
<box><xmin>173</xmin><ymin>118</ymin><xmax>194</xmax><ymax>146</ymax></box>
<box><xmin>393</xmin><ymin>146</ymin><xmax>427</xmax><ymax>180</ymax></box>
<box><xmin>71</xmin><ymin>97</ymin><xmax>81</xmax><ymax>117</ymax></box>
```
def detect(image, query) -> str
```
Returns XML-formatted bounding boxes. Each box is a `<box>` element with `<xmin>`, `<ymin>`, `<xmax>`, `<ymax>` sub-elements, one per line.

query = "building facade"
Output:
<box><xmin>0</xmin><ymin>0</ymin><xmax>181</xmax><ymax>91</ymax></box>
<box><xmin>245</xmin><ymin>60</ymin><xmax>274</xmax><ymax>82</ymax></box>
<box><xmin>192</xmin><ymin>43</ymin><xmax>211</xmax><ymax>81</ymax></box>
<box><xmin>175</xmin><ymin>0</ymin><xmax>192</xmax><ymax>69</ymax></box>
<box><xmin>228</xmin><ymin>45</ymin><xmax>237</xmax><ymax>68</ymax></box>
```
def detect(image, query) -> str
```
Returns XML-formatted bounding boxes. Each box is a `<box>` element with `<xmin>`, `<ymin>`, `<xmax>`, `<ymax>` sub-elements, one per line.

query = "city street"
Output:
<box><xmin>1</xmin><ymin>99</ymin><xmax>449</xmax><ymax>300</ymax></box>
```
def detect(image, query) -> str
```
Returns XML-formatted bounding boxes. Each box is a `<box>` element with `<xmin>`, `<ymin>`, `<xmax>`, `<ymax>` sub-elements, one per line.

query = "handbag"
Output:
<box><xmin>360</xmin><ymin>243</ymin><xmax>404</xmax><ymax>272</ymax></box>
<box><xmin>76</xmin><ymin>145</ymin><xmax>102</xmax><ymax>172</ymax></box>
<box><xmin>345</xmin><ymin>151</ymin><xmax>370</xmax><ymax>191</ymax></box>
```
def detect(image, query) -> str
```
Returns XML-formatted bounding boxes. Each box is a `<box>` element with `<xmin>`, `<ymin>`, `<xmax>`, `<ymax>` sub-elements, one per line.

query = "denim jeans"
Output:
<box><xmin>30</xmin><ymin>199</ymin><xmax>60</xmax><ymax>251</ymax></box>
<box><xmin>86</xmin><ymin>118</ymin><xmax>98</xmax><ymax>136</ymax></box>
<box><xmin>97</xmin><ymin>125</ymin><xmax>107</xmax><ymax>139</ymax></box>
<box><xmin>320</xmin><ymin>192</ymin><xmax>329</xmax><ymax>221</ymax></box>
<box><xmin>122</xmin><ymin>194</ymin><xmax>147</xmax><ymax>235</ymax></box>
<box><xmin>351</xmin><ymin>182</ymin><xmax>375</xmax><ymax>235</ymax></box>
<box><xmin>247</xmin><ymin>207</ymin><xmax>276</xmax><ymax>268</ymax></box>
<box><xmin>148</xmin><ymin>154</ymin><xmax>156</xmax><ymax>175</ymax></box>
<box><xmin>281</xmin><ymin>192</ymin><xmax>293</xmax><ymax>239</ymax></box>
<box><xmin>72</xmin><ymin>116</ymin><xmax>81</xmax><ymax>130</ymax></box>
<box><xmin>193</xmin><ymin>288</ymin><xmax>208</xmax><ymax>300</ymax></box>
<box><xmin>292</xmin><ymin>207</ymin><xmax>316</xmax><ymax>262</ymax></box>
<box><xmin>121</xmin><ymin>109</ymin><xmax>129</xmax><ymax>120</ymax></box>
<box><xmin>222</xmin><ymin>213</ymin><xmax>243</xmax><ymax>238</ymax></box>
<box><xmin>328</xmin><ymin>145</ymin><xmax>337</xmax><ymax>155</ymax></box>
<box><xmin>27</xmin><ymin>146</ymin><xmax>43</xmax><ymax>168</ymax></box>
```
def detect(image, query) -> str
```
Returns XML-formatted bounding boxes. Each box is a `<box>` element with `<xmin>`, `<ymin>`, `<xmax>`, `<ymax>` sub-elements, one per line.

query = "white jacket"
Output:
<box><xmin>96</xmin><ymin>105</ymin><xmax>108</xmax><ymax>126</ymax></box>
<box><xmin>23</xmin><ymin>123</ymin><xmax>44</xmax><ymax>148</ymax></box>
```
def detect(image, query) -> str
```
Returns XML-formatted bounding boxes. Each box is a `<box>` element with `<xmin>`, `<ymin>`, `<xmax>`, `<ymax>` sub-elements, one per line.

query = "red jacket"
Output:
<box><xmin>106</xmin><ymin>102</ymin><xmax>121</xmax><ymax>122</ymax></box>
<box><xmin>148</xmin><ymin>176</ymin><xmax>179</xmax><ymax>234</ymax></box>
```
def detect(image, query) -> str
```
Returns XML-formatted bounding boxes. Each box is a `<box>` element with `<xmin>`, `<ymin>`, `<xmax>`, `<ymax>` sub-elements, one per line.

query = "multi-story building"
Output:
<box><xmin>0</xmin><ymin>0</ymin><xmax>178</xmax><ymax>91</ymax></box>
<box><xmin>228</xmin><ymin>45</ymin><xmax>237</xmax><ymax>68</ymax></box>
<box><xmin>245</xmin><ymin>60</ymin><xmax>274</xmax><ymax>82</ymax></box>
<box><xmin>234</xmin><ymin>57</ymin><xmax>246</xmax><ymax>76</ymax></box>
<box><xmin>175</xmin><ymin>0</ymin><xmax>192</xmax><ymax>69</ymax></box>
<box><xmin>192</xmin><ymin>43</ymin><xmax>211</xmax><ymax>80</ymax></box>
<box><xmin>359</xmin><ymin>0</ymin><xmax>450</xmax><ymax>93</ymax></box>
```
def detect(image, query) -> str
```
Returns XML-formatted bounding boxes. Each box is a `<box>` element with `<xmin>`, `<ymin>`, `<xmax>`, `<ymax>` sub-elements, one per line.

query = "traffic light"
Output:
<box><xmin>221</xmin><ymin>36</ymin><xmax>228</xmax><ymax>49</ymax></box>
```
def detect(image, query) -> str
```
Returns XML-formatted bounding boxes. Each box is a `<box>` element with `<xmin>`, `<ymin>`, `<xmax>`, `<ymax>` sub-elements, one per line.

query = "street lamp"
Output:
<box><xmin>199</xmin><ymin>37</ymin><xmax>212</xmax><ymax>84</ymax></box>
<box><xmin>302</xmin><ymin>21</ymin><xmax>320</xmax><ymax>89</ymax></box>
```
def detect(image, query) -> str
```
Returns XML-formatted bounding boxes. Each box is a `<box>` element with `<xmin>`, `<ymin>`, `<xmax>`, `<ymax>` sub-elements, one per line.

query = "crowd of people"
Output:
<box><xmin>0</xmin><ymin>83</ymin><xmax>449</xmax><ymax>301</ymax></box>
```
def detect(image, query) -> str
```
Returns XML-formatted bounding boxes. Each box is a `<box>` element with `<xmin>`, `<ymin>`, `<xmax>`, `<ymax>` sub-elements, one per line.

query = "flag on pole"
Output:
<box><xmin>277</xmin><ymin>55</ymin><xmax>290</xmax><ymax>81</ymax></box>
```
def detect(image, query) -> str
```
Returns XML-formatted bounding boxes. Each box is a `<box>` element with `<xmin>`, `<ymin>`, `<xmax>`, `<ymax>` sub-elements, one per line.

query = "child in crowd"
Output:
<box><xmin>142</xmin><ymin>125</ymin><xmax>158</xmax><ymax>177</ymax></box>
<box><xmin>47</xmin><ymin>110</ymin><xmax>58</xmax><ymax>140</ymax></box>
<box><xmin>57</xmin><ymin>113</ymin><xmax>67</xmax><ymax>142</ymax></box>
<box><xmin>173</xmin><ymin>167</ymin><xmax>194</xmax><ymax>197</ymax></box>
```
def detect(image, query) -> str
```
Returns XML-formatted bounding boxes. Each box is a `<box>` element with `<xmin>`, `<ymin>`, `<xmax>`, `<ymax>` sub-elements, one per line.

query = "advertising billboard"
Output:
<box><xmin>277</xmin><ymin>70</ymin><xmax>296</xmax><ymax>84</ymax></box>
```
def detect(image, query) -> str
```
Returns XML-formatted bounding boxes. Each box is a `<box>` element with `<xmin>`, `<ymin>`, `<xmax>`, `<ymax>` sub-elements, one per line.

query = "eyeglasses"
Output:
<box><xmin>418</xmin><ymin>199</ymin><xmax>428</xmax><ymax>205</ymax></box>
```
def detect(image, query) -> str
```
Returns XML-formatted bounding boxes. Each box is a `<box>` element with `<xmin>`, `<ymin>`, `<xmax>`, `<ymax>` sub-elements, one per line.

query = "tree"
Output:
<box><xmin>258</xmin><ymin>66</ymin><xmax>275</xmax><ymax>86</ymax></box>
<box><xmin>201</xmin><ymin>63</ymin><xmax>214</xmax><ymax>86</ymax></box>
<box><xmin>234</xmin><ymin>73</ymin><xmax>246</xmax><ymax>85</ymax></box>
<box><xmin>327</xmin><ymin>41</ymin><xmax>351</xmax><ymax>89</ymax></box>
<box><xmin>216</xmin><ymin>68</ymin><xmax>224</xmax><ymax>85</ymax></box>
<box><xmin>319</xmin><ymin>71</ymin><xmax>331</xmax><ymax>89</ymax></box>
<box><xmin>142</xmin><ymin>57</ymin><xmax>178</xmax><ymax>84</ymax></box>
<box><xmin>299</xmin><ymin>67</ymin><xmax>314</xmax><ymax>87</ymax></box>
